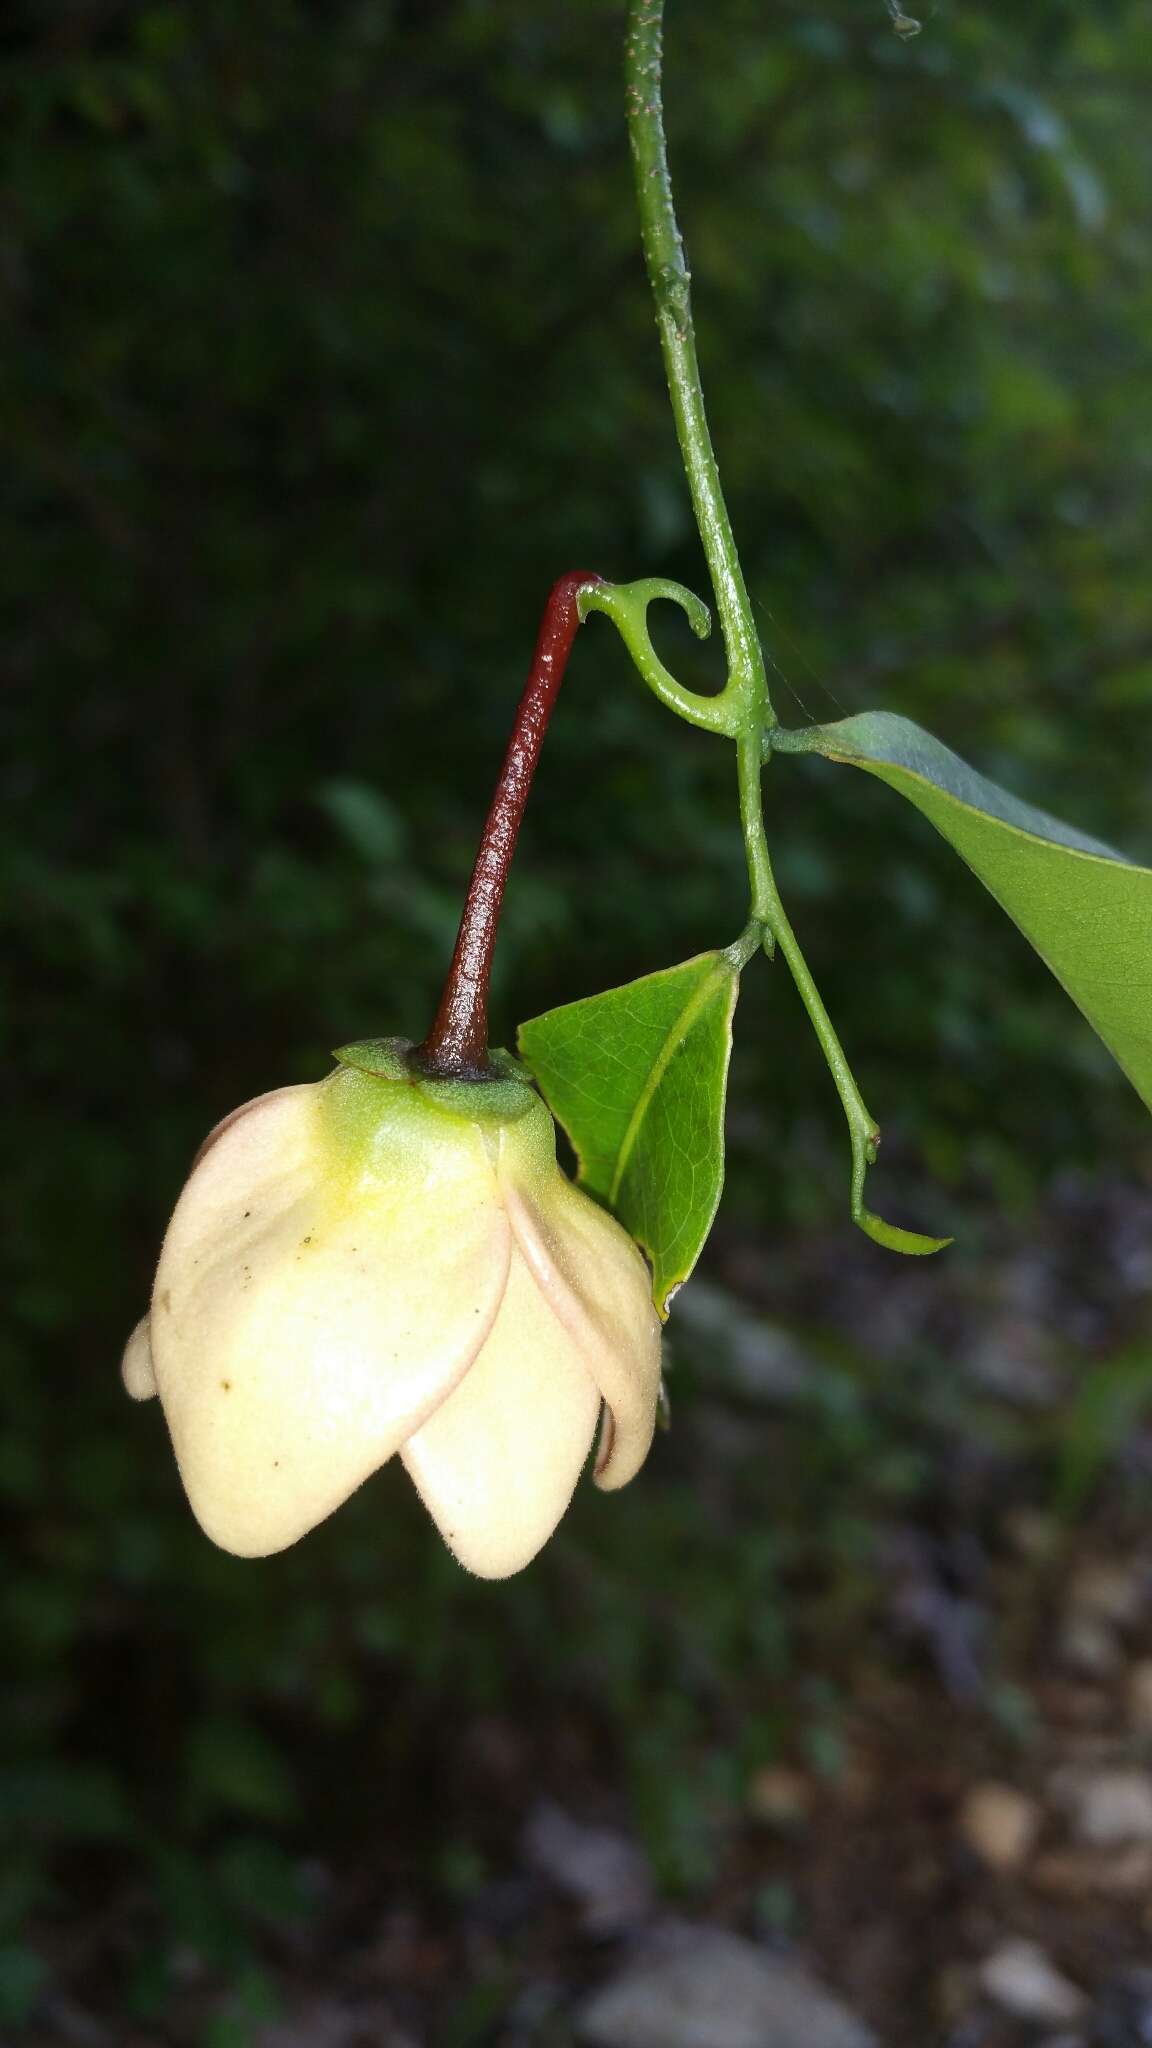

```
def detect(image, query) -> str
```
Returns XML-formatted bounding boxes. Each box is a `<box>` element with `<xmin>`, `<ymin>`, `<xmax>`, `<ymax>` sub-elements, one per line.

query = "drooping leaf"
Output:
<box><xmin>518</xmin><ymin>951</ymin><xmax>742</xmax><ymax>1317</ymax></box>
<box><xmin>774</xmin><ymin>712</ymin><xmax>1152</xmax><ymax>1110</ymax></box>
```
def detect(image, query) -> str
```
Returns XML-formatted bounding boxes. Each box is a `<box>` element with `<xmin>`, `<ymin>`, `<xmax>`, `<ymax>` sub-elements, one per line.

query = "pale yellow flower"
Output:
<box><xmin>122</xmin><ymin>1047</ymin><xmax>662</xmax><ymax>1578</ymax></box>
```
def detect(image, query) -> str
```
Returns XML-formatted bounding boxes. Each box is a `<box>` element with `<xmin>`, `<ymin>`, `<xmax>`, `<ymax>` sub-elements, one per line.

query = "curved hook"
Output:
<box><xmin>851</xmin><ymin>1128</ymin><xmax>952</xmax><ymax>1256</ymax></box>
<box><xmin>580</xmin><ymin>578</ymin><xmax>743</xmax><ymax>737</ymax></box>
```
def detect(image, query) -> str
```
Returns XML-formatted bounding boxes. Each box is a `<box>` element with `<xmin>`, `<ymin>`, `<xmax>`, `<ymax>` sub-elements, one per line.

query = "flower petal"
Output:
<box><xmin>151</xmin><ymin>1080</ymin><xmax>511</xmax><ymax>1557</ymax></box>
<box><xmin>401</xmin><ymin>1242</ymin><xmax>601</xmax><ymax>1579</ymax></box>
<box><xmin>501</xmin><ymin>1168</ymin><xmax>663</xmax><ymax>1493</ymax></box>
<box><xmin>121</xmin><ymin>1317</ymin><xmax>158</xmax><ymax>1400</ymax></box>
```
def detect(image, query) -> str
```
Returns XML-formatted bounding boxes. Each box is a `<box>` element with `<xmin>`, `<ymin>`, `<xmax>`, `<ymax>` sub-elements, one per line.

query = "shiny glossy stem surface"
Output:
<box><xmin>418</xmin><ymin>571</ymin><xmax>602</xmax><ymax>1077</ymax></box>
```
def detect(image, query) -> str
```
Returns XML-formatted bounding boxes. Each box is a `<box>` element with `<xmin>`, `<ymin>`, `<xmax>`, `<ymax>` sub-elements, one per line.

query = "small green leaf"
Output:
<box><xmin>849</xmin><ymin>1124</ymin><xmax>951</xmax><ymax>1255</ymax></box>
<box><xmin>854</xmin><ymin>1207</ymin><xmax>951</xmax><ymax>1256</ymax></box>
<box><xmin>775</xmin><ymin>712</ymin><xmax>1152</xmax><ymax>1112</ymax></box>
<box><xmin>519</xmin><ymin>952</ymin><xmax>741</xmax><ymax>1316</ymax></box>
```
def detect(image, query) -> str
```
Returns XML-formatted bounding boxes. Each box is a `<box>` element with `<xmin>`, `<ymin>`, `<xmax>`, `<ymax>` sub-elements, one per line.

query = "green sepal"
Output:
<box><xmin>332</xmin><ymin>1035</ymin><xmax>413</xmax><ymax>1083</ymax></box>
<box><xmin>332</xmin><ymin>1037</ymin><xmax>535</xmax><ymax>1125</ymax></box>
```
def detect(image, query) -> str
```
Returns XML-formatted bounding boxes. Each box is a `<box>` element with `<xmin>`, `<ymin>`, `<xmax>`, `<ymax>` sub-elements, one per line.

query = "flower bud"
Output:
<box><xmin>123</xmin><ymin>1044</ymin><xmax>662</xmax><ymax>1577</ymax></box>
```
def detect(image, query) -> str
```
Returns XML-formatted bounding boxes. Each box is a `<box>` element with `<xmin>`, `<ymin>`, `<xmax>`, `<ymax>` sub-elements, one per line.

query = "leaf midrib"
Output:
<box><xmin>607</xmin><ymin>961</ymin><xmax>731</xmax><ymax>1205</ymax></box>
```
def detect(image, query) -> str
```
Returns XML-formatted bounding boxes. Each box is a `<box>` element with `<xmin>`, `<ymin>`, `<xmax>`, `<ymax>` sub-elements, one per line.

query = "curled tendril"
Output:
<box><xmin>579</xmin><ymin>578</ymin><xmax>744</xmax><ymax>737</ymax></box>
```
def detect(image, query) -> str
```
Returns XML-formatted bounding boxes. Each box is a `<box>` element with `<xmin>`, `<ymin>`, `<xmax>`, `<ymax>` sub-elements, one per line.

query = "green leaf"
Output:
<box><xmin>774</xmin><ymin>713</ymin><xmax>1152</xmax><ymax>1111</ymax></box>
<box><xmin>518</xmin><ymin>951</ymin><xmax>741</xmax><ymax>1317</ymax></box>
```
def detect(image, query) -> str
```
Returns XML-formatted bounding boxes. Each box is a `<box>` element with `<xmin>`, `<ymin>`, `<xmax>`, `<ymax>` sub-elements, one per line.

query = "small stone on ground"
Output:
<box><xmin>521</xmin><ymin>1800</ymin><xmax>653</xmax><ymax>1934</ymax></box>
<box><xmin>958</xmin><ymin>1782</ymin><xmax>1041</xmax><ymax>1872</ymax></box>
<box><xmin>576</xmin><ymin>1922</ymin><xmax>875</xmax><ymax>2048</ymax></box>
<box><xmin>978</xmin><ymin>1939</ymin><xmax>1085</xmax><ymax>2025</ymax></box>
<box><xmin>1055</xmin><ymin>1768</ymin><xmax>1152</xmax><ymax>1847</ymax></box>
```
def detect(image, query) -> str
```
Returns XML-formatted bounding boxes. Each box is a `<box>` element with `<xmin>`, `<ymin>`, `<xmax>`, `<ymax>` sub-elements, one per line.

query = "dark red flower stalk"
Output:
<box><xmin>417</xmin><ymin>570</ymin><xmax>602</xmax><ymax>1077</ymax></box>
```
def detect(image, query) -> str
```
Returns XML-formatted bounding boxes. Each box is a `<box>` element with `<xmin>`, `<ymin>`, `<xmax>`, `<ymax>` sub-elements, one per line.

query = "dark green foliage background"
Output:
<box><xmin>4</xmin><ymin>0</ymin><xmax>1152</xmax><ymax>2031</ymax></box>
